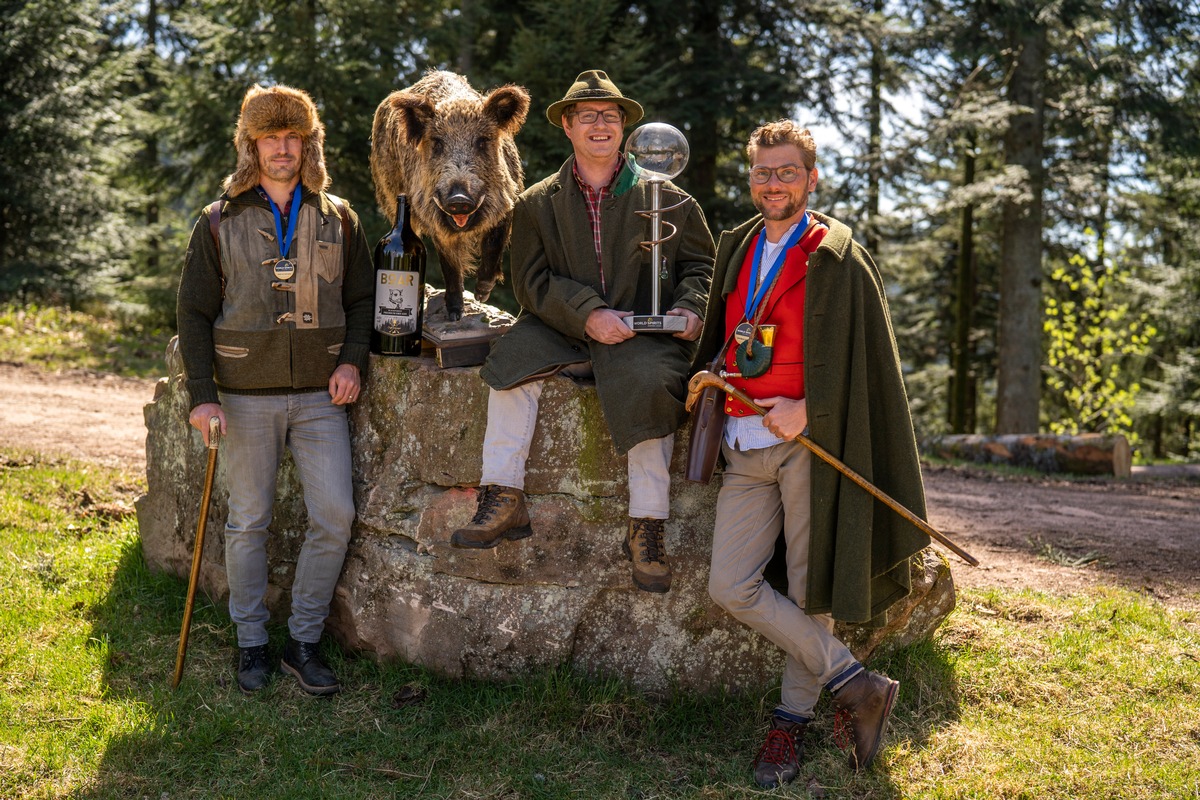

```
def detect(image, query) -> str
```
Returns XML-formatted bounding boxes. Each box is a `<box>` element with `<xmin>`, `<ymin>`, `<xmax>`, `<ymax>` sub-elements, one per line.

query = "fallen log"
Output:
<box><xmin>924</xmin><ymin>433</ymin><xmax>1132</xmax><ymax>478</ymax></box>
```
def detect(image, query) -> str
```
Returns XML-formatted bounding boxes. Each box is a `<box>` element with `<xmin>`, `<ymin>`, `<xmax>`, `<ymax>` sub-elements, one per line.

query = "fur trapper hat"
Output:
<box><xmin>222</xmin><ymin>84</ymin><xmax>330</xmax><ymax>197</ymax></box>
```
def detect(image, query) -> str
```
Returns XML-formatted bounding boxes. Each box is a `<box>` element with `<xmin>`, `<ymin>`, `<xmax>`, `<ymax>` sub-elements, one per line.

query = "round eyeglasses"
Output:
<box><xmin>569</xmin><ymin>109</ymin><xmax>624</xmax><ymax>125</ymax></box>
<box><xmin>749</xmin><ymin>164</ymin><xmax>805</xmax><ymax>184</ymax></box>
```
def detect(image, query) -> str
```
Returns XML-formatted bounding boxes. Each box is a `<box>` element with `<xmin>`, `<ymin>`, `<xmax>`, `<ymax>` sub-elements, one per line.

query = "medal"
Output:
<box><xmin>735</xmin><ymin>339</ymin><xmax>771</xmax><ymax>377</ymax></box>
<box><xmin>733</xmin><ymin>322</ymin><xmax>754</xmax><ymax>345</ymax></box>
<box><xmin>273</xmin><ymin>258</ymin><xmax>296</xmax><ymax>280</ymax></box>
<box><xmin>734</xmin><ymin>325</ymin><xmax>776</xmax><ymax>378</ymax></box>
<box><xmin>264</xmin><ymin>183</ymin><xmax>302</xmax><ymax>281</ymax></box>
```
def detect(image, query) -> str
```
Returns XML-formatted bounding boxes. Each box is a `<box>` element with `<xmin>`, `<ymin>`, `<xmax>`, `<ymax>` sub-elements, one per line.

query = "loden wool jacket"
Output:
<box><xmin>480</xmin><ymin>157</ymin><xmax>715</xmax><ymax>455</ymax></box>
<box><xmin>694</xmin><ymin>211</ymin><xmax>931</xmax><ymax>623</ymax></box>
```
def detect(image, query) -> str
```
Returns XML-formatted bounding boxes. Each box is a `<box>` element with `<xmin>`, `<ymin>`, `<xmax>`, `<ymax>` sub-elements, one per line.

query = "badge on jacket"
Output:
<box><xmin>734</xmin><ymin>325</ymin><xmax>776</xmax><ymax>378</ymax></box>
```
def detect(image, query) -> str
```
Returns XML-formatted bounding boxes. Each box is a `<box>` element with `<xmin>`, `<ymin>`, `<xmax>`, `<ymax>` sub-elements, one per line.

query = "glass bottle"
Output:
<box><xmin>371</xmin><ymin>194</ymin><xmax>427</xmax><ymax>356</ymax></box>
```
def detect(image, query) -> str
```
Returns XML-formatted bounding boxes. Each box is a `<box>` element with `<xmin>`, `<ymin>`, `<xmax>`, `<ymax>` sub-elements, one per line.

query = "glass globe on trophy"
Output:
<box><xmin>623</xmin><ymin>122</ymin><xmax>692</xmax><ymax>333</ymax></box>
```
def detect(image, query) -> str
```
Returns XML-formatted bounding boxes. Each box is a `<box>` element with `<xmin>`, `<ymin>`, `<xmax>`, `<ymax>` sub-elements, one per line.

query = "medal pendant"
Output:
<box><xmin>273</xmin><ymin>258</ymin><xmax>296</xmax><ymax>280</ymax></box>
<box><xmin>733</xmin><ymin>322</ymin><xmax>755</xmax><ymax>345</ymax></box>
<box><xmin>735</xmin><ymin>338</ymin><xmax>772</xmax><ymax>378</ymax></box>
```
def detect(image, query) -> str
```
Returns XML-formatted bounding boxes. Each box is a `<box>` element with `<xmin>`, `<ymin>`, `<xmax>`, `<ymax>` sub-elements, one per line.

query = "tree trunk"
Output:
<box><xmin>456</xmin><ymin>0</ymin><xmax>473</xmax><ymax>75</ymax></box>
<box><xmin>926</xmin><ymin>433</ymin><xmax>1132</xmax><ymax>477</ymax></box>
<box><xmin>144</xmin><ymin>0</ymin><xmax>160</xmax><ymax>273</ymax></box>
<box><xmin>951</xmin><ymin>136</ymin><xmax>976</xmax><ymax>433</ymax></box>
<box><xmin>688</xmin><ymin>0</ymin><xmax>720</xmax><ymax>215</ymax></box>
<box><xmin>865</xmin><ymin>0</ymin><xmax>883</xmax><ymax>253</ymax></box>
<box><xmin>995</xmin><ymin>19</ymin><xmax>1046</xmax><ymax>434</ymax></box>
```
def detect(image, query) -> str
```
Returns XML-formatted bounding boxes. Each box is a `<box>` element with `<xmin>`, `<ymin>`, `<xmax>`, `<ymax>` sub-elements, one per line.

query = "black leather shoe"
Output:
<box><xmin>281</xmin><ymin>638</ymin><xmax>341</xmax><ymax>696</ymax></box>
<box><xmin>237</xmin><ymin>644</ymin><xmax>272</xmax><ymax>694</ymax></box>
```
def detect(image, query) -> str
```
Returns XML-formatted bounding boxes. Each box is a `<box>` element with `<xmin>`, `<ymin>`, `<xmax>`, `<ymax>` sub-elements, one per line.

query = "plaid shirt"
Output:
<box><xmin>572</xmin><ymin>159</ymin><xmax>623</xmax><ymax>295</ymax></box>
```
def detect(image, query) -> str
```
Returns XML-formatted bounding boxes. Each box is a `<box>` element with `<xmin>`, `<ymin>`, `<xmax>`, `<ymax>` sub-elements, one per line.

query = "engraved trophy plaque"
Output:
<box><xmin>623</xmin><ymin>123</ymin><xmax>691</xmax><ymax>333</ymax></box>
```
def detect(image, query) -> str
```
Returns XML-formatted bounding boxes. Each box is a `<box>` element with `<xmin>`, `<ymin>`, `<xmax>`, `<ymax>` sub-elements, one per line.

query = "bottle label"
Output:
<box><xmin>374</xmin><ymin>270</ymin><xmax>421</xmax><ymax>335</ymax></box>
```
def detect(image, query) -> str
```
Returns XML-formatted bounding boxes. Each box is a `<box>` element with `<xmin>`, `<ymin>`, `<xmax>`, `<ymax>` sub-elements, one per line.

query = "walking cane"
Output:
<box><xmin>172</xmin><ymin>416</ymin><xmax>221</xmax><ymax>689</ymax></box>
<box><xmin>686</xmin><ymin>371</ymin><xmax>980</xmax><ymax>567</ymax></box>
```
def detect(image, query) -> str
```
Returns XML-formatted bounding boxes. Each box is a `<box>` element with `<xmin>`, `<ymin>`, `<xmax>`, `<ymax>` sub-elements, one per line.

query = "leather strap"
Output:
<box><xmin>207</xmin><ymin>201</ymin><xmax>226</xmax><ymax>298</ymax></box>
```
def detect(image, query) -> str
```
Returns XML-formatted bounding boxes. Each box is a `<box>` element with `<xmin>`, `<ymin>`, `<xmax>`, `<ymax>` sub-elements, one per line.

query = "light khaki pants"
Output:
<box><xmin>709</xmin><ymin>439</ymin><xmax>861</xmax><ymax>719</ymax></box>
<box><xmin>480</xmin><ymin>373</ymin><xmax>673</xmax><ymax>519</ymax></box>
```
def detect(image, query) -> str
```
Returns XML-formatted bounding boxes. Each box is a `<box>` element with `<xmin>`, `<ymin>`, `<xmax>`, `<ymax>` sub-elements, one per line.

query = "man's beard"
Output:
<box><xmin>261</xmin><ymin>158</ymin><xmax>299</xmax><ymax>183</ymax></box>
<box><xmin>753</xmin><ymin>189</ymin><xmax>808</xmax><ymax>221</ymax></box>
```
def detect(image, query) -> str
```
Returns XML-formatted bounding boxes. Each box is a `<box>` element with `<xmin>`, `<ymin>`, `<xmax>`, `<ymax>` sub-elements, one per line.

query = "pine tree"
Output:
<box><xmin>0</xmin><ymin>0</ymin><xmax>140</xmax><ymax>304</ymax></box>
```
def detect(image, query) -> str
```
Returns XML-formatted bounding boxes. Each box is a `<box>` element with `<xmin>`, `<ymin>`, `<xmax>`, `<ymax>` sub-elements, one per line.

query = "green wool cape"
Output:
<box><xmin>694</xmin><ymin>212</ymin><xmax>931</xmax><ymax>623</ymax></box>
<box><xmin>481</xmin><ymin>157</ymin><xmax>715</xmax><ymax>455</ymax></box>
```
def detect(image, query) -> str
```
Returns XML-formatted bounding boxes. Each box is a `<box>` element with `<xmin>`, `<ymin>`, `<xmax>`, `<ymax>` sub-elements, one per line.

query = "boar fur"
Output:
<box><xmin>371</xmin><ymin>71</ymin><xmax>530</xmax><ymax>320</ymax></box>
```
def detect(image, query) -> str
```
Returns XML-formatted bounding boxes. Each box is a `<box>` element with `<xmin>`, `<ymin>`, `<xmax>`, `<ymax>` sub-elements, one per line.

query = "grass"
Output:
<box><xmin>4</xmin><ymin>450</ymin><xmax>1200</xmax><ymax>798</ymax></box>
<box><xmin>0</xmin><ymin>304</ymin><xmax>171</xmax><ymax>378</ymax></box>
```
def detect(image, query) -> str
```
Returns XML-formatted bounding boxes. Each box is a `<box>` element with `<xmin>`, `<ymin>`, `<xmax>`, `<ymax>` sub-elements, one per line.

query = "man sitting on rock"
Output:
<box><xmin>450</xmin><ymin>70</ymin><xmax>715</xmax><ymax>594</ymax></box>
<box><xmin>692</xmin><ymin>120</ymin><xmax>930</xmax><ymax>786</ymax></box>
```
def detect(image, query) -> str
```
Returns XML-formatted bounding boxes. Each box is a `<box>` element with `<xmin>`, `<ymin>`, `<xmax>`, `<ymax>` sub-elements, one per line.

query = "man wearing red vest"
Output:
<box><xmin>692</xmin><ymin>121</ymin><xmax>929</xmax><ymax>787</ymax></box>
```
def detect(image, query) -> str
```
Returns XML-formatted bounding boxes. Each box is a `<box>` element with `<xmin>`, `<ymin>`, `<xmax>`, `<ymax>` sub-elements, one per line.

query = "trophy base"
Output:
<box><xmin>624</xmin><ymin>314</ymin><xmax>688</xmax><ymax>333</ymax></box>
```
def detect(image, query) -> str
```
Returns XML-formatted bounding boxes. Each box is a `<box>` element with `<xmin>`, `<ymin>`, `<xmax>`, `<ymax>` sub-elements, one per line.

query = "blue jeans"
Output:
<box><xmin>220</xmin><ymin>391</ymin><xmax>354</xmax><ymax>648</ymax></box>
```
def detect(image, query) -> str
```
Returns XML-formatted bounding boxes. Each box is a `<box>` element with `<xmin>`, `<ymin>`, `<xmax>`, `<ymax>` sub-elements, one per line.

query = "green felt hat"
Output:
<box><xmin>545</xmin><ymin>70</ymin><xmax>644</xmax><ymax>128</ymax></box>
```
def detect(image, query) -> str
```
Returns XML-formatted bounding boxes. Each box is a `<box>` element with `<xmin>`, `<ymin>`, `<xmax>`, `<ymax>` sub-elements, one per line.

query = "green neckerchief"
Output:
<box><xmin>611</xmin><ymin>157</ymin><xmax>639</xmax><ymax>198</ymax></box>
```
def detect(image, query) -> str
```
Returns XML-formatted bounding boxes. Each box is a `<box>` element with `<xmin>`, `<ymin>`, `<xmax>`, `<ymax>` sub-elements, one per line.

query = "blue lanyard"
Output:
<box><xmin>744</xmin><ymin>213</ymin><xmax>809</xmax><ymax>321</ymax></box>
<box><xmin>264</xmin><ymin>184</ymin><xmax>302</xmax><ymax>260</ymax></box>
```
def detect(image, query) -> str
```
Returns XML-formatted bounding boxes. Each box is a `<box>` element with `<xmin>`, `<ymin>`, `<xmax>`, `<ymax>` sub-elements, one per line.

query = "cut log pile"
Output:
<box><xmin>924</xmin><ymin>433</ymin><xmax>1132</xmax><ymax>478</ymax></box>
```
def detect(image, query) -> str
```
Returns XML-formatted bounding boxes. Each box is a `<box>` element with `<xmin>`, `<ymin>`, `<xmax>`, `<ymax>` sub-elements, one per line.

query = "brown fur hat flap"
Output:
<box><xmin>222</xmin><ymin>84</ymin><xmax>331</xmax><ymax>197</ymax></box>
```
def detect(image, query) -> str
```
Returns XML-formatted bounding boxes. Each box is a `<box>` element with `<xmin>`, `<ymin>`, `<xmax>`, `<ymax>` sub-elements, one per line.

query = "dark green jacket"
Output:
<box><xmin>177</xmin><ymin>188</ymin><xmax>374</xmax><ymax>408</ymax></box>
<box><xmin>695</xmin><ymin>212</ymin><xmax>930</xmax><ymax>623</ymax></box>
<box><xmin>481</xmin><ymin>157</ymin><xmax>715</xmax><ymax>454</ymax></box>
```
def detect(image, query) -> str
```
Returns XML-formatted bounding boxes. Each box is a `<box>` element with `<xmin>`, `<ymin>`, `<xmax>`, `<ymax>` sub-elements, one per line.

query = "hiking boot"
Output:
<box><xmin>621</xmin><ymin>517</ymin><xmax>671</xmax><ymax>593</ymax></box>
<box><xmin>237</xmin><ymin>644</ymin><xmax>272</xmax><ymax>694</ymax></box>
<box><xmin>752</xmin><ymin>715</ymin><xmax>807</xmax><ymax>788</ymax></box>
<box><xmin>281</xmin><ymin>637</ymin><xmax>341</xmax><ymax>696</ymax></box>
<box><xmin>831</xmin><ymin>670</ymin><xmax>899</xmax><ymax>771</ymax></box>
<box><xmin>450</xmin><ymin>484</ymin><xmax>533</xmax><ymax>549</ymax></box>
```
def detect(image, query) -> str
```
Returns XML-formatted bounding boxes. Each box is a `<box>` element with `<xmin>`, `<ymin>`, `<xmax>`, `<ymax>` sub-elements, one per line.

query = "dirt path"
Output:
<box><xmin>1</xmin><ymin>361</ymin><xmax>157</xmax><ymax>470</ymax></box>
<box><xmin>3</xmin><ymin>361</ymin><xmax>1198</xmax><ymax>606</ymax></box>
<box><xmin>925</xmin><ymin>464</ymin><xmax>1200</xmax><ymax>607</ymax></box>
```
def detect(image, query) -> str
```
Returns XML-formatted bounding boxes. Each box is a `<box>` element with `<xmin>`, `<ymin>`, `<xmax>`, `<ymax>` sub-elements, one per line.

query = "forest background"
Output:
<box><xmin>2</xmin><ymin>0</ymin><xmax>1198</xmax><ymax>459</ymax></box>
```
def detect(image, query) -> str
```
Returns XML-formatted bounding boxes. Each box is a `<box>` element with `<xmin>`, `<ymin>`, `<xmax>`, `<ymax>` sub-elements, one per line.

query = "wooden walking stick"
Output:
<box><xmin>686</xmin><ymin>371</ymin><xmax>980</xmax><ymax>567</ymax></box>
<box><xmin>172</xmin><ymin>416</ymin><xmax>222</xmax><ymax>689</ymax></box>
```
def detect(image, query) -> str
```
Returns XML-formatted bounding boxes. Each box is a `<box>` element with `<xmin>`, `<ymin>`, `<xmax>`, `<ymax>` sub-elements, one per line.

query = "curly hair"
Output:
<box><xmin>746</xmin><ymin>120</ymin><xmax>817</xmax><ymax>170</ymax></box>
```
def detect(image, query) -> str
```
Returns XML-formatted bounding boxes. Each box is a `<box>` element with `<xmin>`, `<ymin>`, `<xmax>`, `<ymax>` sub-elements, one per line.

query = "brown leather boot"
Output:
<box><xmin>621</xmin><ymin>517</ymin><xmax>671</xmax><ymax>593</ymax></box>
<box><xmin>831</xmin><ymin>670</ymin><xmax>899</xmax><ymax>771</ymax></box>
<box><xmin>450</xmin><ymin>485</ymin><xmax>532</xmax><ymax>549</ymax></box>
<box><xmin>752</xmin><ymin>715</ymin><xmax>806</xmax><ymax>788</ymax></box>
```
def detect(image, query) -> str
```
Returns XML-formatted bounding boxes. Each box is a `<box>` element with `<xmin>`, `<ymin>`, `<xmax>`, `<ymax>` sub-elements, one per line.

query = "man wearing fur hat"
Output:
<box><xmin>450</xmin><ymin>70</ymin><xmax>715</xmax><ymax>595</ymax></box>
<box><xmin>177</xmin><ymin>84</ymin><xmax>374</xmax><ymax>695</ymax></box>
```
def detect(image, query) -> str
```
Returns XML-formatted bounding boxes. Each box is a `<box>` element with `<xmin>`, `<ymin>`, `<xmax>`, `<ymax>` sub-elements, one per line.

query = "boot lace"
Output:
<box><xmin>469</xmin><ymin>485</ymin><xmax>504</xmax><ymax>525</ymax></box>
<box><xmin>631</xmin><ymin>519</ymin><xmax>665</xmax><ymax>564</ymax></box>
<box><xmin>832</xmin><ymin>707</ymin><xmax>855</xmax><ymax>751</ymax></box>
<box><xmin>240</xmin><ymin>644</ymin><xmax>269</xmax><ymax>670</ymax></box>
<box><xmin>753</xmin><ymin>728</ymin><xmax>797</xmax><ymax>768</ymax></box>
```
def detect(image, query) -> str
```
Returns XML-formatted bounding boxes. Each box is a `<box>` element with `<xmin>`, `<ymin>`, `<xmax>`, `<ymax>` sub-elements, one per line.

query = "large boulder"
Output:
<box><xmin>138</xmin><ymin>336</ymin><xmax>955</xmax><ymax>693</ymax></box>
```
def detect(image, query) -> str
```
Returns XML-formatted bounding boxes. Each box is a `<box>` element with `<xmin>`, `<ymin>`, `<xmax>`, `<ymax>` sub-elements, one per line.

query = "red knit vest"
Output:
<box><xmin>723</xmin><ymin>222</ymin><xmax>828</xmax><ymax>416</ymax></box>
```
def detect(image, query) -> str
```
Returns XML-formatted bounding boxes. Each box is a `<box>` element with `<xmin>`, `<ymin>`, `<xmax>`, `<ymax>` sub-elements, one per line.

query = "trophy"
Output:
<box><xmin>623</xmin><ymin>122</ymin><xmax>692</xmax><ymax>333</ymax></box>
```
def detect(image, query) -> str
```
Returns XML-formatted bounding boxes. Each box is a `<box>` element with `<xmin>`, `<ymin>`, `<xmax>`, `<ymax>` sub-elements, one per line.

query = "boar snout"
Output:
<box><xmin>444</xmin><ymin>192</ymin><xmax>476</xmax><ymax>216</ymax></box>
<box><xmin>437</xmin><ymin>187</ymin><xmax>483</xmax><ymax>229</ymax></box>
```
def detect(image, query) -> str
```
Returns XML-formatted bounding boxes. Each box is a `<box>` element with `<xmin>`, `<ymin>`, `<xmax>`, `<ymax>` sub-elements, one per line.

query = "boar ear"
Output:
<box><xmin>389</xmin><ymin>93</ymin><xmax>436</xmax><ymax>146</ymax></box>
<box><xmin>484</xmin><ymin>85</ymin><xmax>531</xmax><ymax>135</ymax></box>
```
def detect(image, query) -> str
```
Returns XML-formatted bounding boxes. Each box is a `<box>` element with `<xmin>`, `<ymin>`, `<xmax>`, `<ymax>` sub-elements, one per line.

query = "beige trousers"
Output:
<box><xmin>480</xmin><ymin>372</ymin><xmax>673</xmax><ymax>519</ymax></box>
<box><xmin>708</xmin><ymin>439</ymin><xmax>861</xmax><ymax>719</ymax></box>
